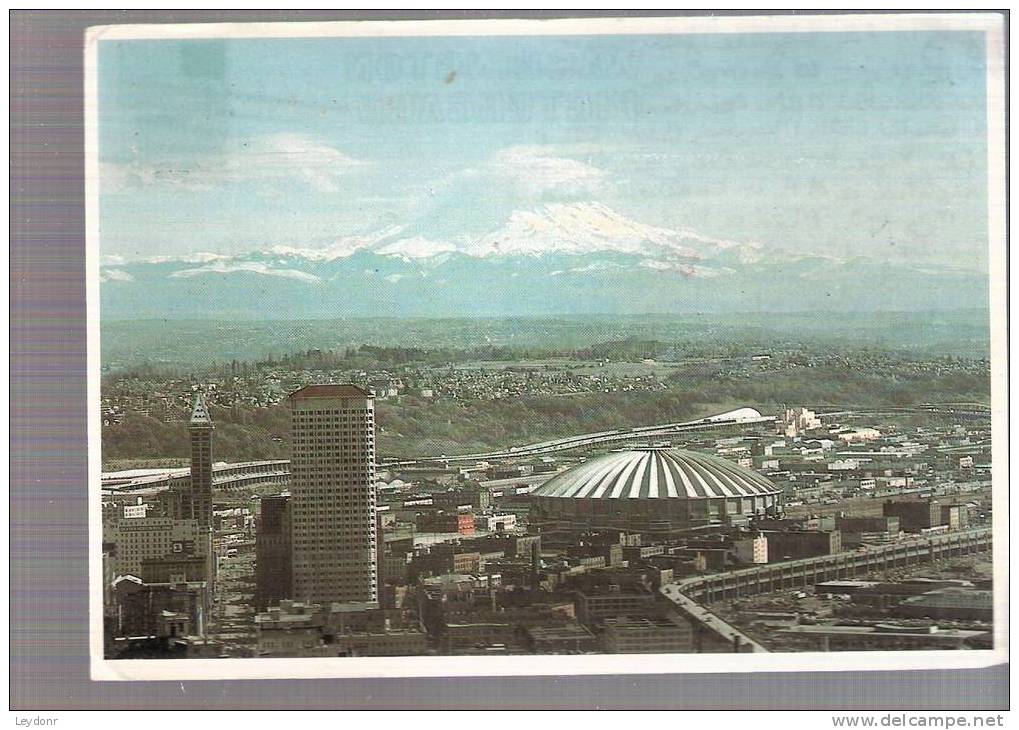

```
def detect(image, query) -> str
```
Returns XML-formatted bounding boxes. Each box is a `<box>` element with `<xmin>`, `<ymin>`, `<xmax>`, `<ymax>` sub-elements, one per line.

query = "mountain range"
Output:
<box><xmin>100</xmin><ymin>203</ymin><xmax>988</xmax><ymax>319</ymax></box>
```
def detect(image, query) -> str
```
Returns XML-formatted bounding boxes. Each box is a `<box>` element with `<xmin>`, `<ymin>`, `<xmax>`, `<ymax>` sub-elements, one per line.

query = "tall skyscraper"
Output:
<box><xmin>288</xmin><ymin>385</ymin><xmax>377</xmax><ymax>604</ymax></box>
<box><xmin>189</xmin><ymin>391</ymin><xmax>214</xmax><ymax>530</ymax></box>
<box><xmin>255</xmin><ymin>493</ymin><xmax>292</xmax><ymax>610</ymax></box>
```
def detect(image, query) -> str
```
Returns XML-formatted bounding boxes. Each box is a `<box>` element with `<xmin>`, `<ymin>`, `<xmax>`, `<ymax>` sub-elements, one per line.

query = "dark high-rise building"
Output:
<box><xmin>255</xmin><ymin>494</ymin><xmax>293</xmax><ymax>610</ymax></box>
<box><xmin>189</xmin><ymin>391</ymin><xmax>214</xmax><ymax>530</ymax></box>
<box><xmin>289</xmin><ymin>384</ymin><xmax>377</xmax><ymax>604</ymax></box>
<box><xmin>883</xmin><ymin>499</ymin><xmax>943</xmax><ymax>533</ymax></box>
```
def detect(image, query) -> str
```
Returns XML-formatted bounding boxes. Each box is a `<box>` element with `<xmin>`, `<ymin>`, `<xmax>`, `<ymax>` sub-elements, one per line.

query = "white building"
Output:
<box><xmin>122</xmin><ymin>502</ymin><xmax>149</xmax><ymax>519</ymax></box>
<box><xmin>778</xmin><ymin>407</ymin><xmax>822</xmax><ymax>438</ymax></box>
<box><xmin>474</xmin><ymin>513</ymin><xmax>517</xmax><ymax>532</ymax></box>
<box><xmin>289</xmin><ymin>385</ymin><xmax>378</xmax><ymax>605</ymax></box>
<box><xmin>835</xmin><ymin>427</ymin><xmax>881</xmax><ymax>443</ymax></box>
<box><xmin>828</xmin><ymin>458</ymin><xmax>862</xmax><ymax>472</ymax></box>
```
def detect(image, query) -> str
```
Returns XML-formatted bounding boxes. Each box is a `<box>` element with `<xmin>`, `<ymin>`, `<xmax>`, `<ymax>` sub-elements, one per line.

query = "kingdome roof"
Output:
<box><xmin>533</xmin><ymin>448</ymin><xmax>779</xmax><ymax>501</ymax></box>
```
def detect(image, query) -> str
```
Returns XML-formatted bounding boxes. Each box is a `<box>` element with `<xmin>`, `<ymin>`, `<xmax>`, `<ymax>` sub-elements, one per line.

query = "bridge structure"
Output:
<box><xmin>658</xmin><ymin>527</ymin><xmax>992</xmax><ymax>653</ymax></box>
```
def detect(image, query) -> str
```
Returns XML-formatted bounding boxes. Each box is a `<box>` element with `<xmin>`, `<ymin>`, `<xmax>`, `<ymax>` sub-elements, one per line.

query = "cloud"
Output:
<box><xmin>639</xmin><ymin>259</ymin><xmax>726</xmax><ymax>278</ymax></box>
<box><xmin>141</xmin><ymin>252</ymin><xmax>231</xmax><ymax>265</ymax></box>
<box><xmin>240</xmin><ymin>133</ymin><xmax>365</xmax><ymax>192</ymax></box>
<box><xmin>101</xmin><ymin>133</ymin><xmax>365</xmax><ymax>194</ymax></box>
<box><xmin>487</xmin><ymin>145</ymin><xmax>606</xmax><ymax>197</ymax></box>
<box><xmin>99</xmin><ymin>268</ymin><xmax>134</xmax><ymax>283</ymax></box>
<box><xmin>169</xmin><ymin>261</ymin><xmax>322</xmax><ymax>284</ymax></box>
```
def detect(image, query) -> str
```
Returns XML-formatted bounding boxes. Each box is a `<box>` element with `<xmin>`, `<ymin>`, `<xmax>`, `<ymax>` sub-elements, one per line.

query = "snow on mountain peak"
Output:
<box><xmin>140</xmin><ymin>251</ymin><xmax>232</xmax><ymax>265</ymax></box>
<box><xmin>246</xmin><ymin>202</ymin><xmax>741</xmax><ymax>263</ymax></box>
<box><xmin>265</xmin><ymin>226</ymin><xmax>407</xmax><ymax>261</ymax></box>
<box><xmin>168</xmin><ymin>260</ymin><xmax>323</xmax><ymax>284</ymax></box>
<box><xmin>115</xmin><ymin>204</ymin><xmax>762</xmax><ymax>281</ymax></box>
<box><xmin>374</xmin><ymin>236</ymin><xmax>458</xmax><ymax>260</ymax></box>
<box><xmin>464</xmin><ymin>202</ymin><xmax>729</xmax><ymax>261</ymax></box>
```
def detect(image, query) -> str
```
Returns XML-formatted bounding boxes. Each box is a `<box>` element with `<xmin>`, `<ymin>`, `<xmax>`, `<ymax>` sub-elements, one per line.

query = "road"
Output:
<box><xmin>383</xmin><ymin>407</ymin><xmax>776</xmax><ymax>465</ymax></box>
<box><xmin>807</xmin><ymin>403</ymin><xmax>990</xmax><ymax>419</ymax></box>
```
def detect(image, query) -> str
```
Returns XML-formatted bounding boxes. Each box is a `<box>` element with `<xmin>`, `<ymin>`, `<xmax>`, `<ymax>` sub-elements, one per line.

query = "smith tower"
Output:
<box><xmin>189</xmin><ymin>391</ymin><xmax>214</xmax><ymax>530</ymax></box>
<box><xmin>288</xmin><ymin>385</ymin><xmax>377</xmax><ymax>604</ymax></box>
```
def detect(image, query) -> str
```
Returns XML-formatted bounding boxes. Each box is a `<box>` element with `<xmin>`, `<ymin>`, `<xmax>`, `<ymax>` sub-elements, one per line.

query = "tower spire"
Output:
<box><xmin>190</xmin><ymin>389</ymin><xmax>213</xmax><ymax>427</ymax></box>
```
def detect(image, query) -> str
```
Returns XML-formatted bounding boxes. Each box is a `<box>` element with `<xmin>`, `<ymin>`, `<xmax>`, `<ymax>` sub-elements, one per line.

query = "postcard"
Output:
<box><xmin>86</xmin><ymin>13</ymin><xmax>1007</xmax><ymax>680</ymax></box>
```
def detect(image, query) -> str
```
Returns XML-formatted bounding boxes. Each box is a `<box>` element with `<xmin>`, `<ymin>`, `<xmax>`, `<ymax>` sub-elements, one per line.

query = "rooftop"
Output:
<box><xmin>533</xmin><ymin>448</ymin><xmax>780</xmax><ymax>501</ymax></box>
<box><xmin>601</xmin><ymin>615</ymin><xmax>688</xmax><ymax>631</ymax></box>
<box><xmin>526</xmin><ymin>624</ymin><xmax>595</xmax><ymax>640</ymax></box>
<box><xmin>779</xmin><ymin>624</ymin><xmax>985</xmax><ymax>639</ymax></box>
<box><xmin>189</xmin><ymin>392</ymin><xmax>213</xmax><ymax>426</ymax></box>
<box><xmin>289</xmin><ymin>384</ymin><xmax>372</xmax><ymax>400</ymax></box>
<box><xmin>327</xmin><ymin>601</ymin><xmax>380</xmax><ymax>613</ymax></box>
<box><xmin>255</xmin><ymin>613</ymin><xmax>320</xmax><ymax>627</ymax></box>
<box><xmin>902</xmin><ymin>588</ymin><xmax>993</xmax><ymax>610</ymax></box>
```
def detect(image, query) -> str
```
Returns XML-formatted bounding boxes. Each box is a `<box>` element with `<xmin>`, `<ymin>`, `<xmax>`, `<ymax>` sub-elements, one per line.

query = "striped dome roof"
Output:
<box><xmin>533</xmin><ymin>448</ymin><xmax>779</xmax><ymax>500</ymax></box>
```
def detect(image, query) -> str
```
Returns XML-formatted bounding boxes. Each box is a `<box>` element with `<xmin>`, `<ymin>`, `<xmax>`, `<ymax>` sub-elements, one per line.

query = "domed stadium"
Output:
<box><xmin>529</xmin><ymin>447</ymin><xmax>782</xmax><ymax>538</ymax></box>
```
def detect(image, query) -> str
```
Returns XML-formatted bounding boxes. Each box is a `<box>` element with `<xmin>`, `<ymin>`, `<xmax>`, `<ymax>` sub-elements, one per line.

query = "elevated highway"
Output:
<box><xmin>808</xmin><ymin>403</ymin><xmax>991</xmax><ymax>420</ymax></box>
<box><xmin>659</xmin><ymin>527</ymin><xmax>992</xmax><ymax>652</ymax></box>
<box><xmin>383</xmin><ymin>407</ymin><xmax>776</xmax><ymax>466</ymax></box>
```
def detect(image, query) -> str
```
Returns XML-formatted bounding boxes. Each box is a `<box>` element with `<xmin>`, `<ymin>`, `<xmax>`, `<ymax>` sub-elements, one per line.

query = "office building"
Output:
<box><xmin>255</xmin><ymin>494</ymin><xmax>293</xmax><ymax>610</ymax></box>
<box><xmin>762</xmin><ymin>529</ymin><xmax>842</xmax><ymax>560</ymax></box>
<box><xmin>103</xmin><ymin>515</ymin><xmax>208</xmax><ymax>578</ymax></box>
<box><xmin>525</xmin><ymin>623</ymin><xmax>598</xmax><ymax>654</ymax></box>
<box><xmin>289</xmin><ymin>385</ymin><xmax>378</xmax><ymax>604</ymax></box>
<box><xmin>574</xmin><ymin>588</ymin><xmax>657</xmax><ymax>625</ymax></box>
<box><xmin>883</xmin><ymin>499</ymin><xmax>944</xmax><ymax>533</ymax></box>
<box><xmin>601</xmin><ymin>614</ymin><xmax>695</xmax><ymax>654</ymax></box>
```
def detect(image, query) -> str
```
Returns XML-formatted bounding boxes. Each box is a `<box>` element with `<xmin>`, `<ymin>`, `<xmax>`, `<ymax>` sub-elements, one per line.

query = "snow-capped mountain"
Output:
<box><xmin>462</xmin><ymin>202</ymin><xmax>758</xmax><ymax>261</ymax></box>
<box><xmin>99</xmin><ymin>203</ymin><xmax>987</xmax><ymax>319</ymax></box>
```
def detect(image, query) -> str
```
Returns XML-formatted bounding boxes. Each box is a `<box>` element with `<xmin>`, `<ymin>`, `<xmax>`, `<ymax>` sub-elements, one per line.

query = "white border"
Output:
<box><xmin>84</xmin><ymin>13</ymin><xmax>1001</xmax><ymax>41</ymax></box>
<box><xmin>85</xmin><ymin>12</ymin><xmax>1008</xmax><ymax>681</ymax></box>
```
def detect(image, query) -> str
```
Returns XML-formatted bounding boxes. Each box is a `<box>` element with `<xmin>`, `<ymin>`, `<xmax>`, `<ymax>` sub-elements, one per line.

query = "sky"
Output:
<box><xmin>97</xmin><ymin>30</ymin><xmax>989</xmax><ymax>270</ymax></box>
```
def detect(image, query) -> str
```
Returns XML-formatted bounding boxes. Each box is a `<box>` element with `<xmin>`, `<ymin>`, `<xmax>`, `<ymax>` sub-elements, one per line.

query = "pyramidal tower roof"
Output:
<box><xmin>190</xmin><ymin>391</ymin><xmax>214</xmax><ymax>428</ymax></box>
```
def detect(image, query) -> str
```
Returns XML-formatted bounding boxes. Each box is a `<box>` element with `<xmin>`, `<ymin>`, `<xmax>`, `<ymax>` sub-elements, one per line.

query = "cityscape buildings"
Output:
<box><xmin>100</xmin><ymin>378</ymin><xmax>994</xmax><ymax>659</ymax></box>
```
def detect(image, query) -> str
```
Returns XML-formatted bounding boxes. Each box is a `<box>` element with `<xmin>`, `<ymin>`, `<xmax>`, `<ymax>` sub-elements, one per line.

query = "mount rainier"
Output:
<box><xmin>99</xmin><ymin>203</ymin><xmax>987</xmax><ymax>319</ymax></box>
